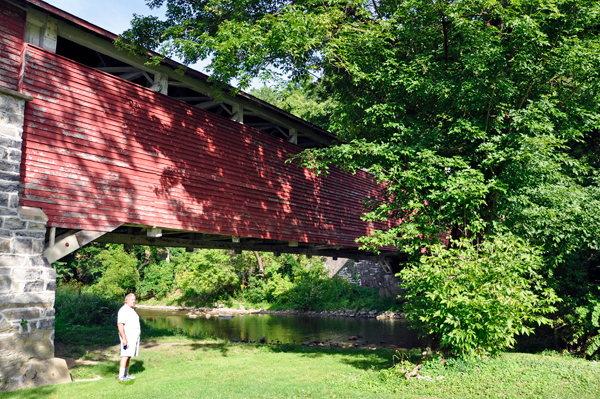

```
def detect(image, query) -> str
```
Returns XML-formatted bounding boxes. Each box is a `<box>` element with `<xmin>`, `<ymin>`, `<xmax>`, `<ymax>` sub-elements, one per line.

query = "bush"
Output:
<box><xmin>399</xmin><ymin>235</ymin><xmax>559</xmax><ymax>359</ymax></box>
<box><xmin>55</xmin><ymin>283</ymin><xmax>121</xmax><ymax>327</ymax></box>
<box><xmin>173</xmin><ymin>249</ymin><xmax>239</xmax><ymax>303</ymax></box>
<box><xmin>139</xmin><ymin>260</ymin><xmax>174</xmax><ymax>299</ymax></box>
<box><xmin>88</xmin><ymin>245</ymin><xmax>139</xmax><ymax>299</ymax></box>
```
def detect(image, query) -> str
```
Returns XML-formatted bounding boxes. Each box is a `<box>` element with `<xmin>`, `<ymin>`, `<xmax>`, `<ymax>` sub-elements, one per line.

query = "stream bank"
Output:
<box><xmin>136</xmin><ymin>304</ymin><xmax>407</xmax><ymax>320</ymax></box>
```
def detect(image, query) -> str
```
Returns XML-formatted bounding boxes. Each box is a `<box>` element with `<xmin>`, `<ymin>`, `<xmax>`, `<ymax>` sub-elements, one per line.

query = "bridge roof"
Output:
<box><xmin>3</xmin><ymin>0</ymin><xmax>402</xmax><ymax>263</ymax></box>
<box><xmin>17</xmin><ymin>0</ymin><xmax>339</xmax><ymax>149</ymax></box>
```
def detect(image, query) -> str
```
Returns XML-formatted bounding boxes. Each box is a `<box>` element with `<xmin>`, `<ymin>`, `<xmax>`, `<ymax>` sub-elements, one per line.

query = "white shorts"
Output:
<box><xmin>119</xmin><ymin>333</ymin><xmax>140</xmax><ymax>357</ymax></box>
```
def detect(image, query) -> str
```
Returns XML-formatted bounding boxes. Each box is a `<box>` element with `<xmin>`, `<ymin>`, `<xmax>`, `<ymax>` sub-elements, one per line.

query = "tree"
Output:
<box><xmin>250</xmin><ymin>82</ymin><xmax>337</xmax><ymax>131</ymax></box>
<box><xmin>120</xmin><ymin>0</ymin><xmax>600</xmax><ymax>356</ymax></box>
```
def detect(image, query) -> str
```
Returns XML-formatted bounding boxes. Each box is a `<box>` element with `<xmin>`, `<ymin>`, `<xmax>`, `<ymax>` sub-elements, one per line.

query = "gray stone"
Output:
<box><xmin>0</xmin><ymin>276</ymin><xmax>10</xmax><ymax>293</ymax></box>
<box><xmin>32</xmin><ymin>239</ymin><xmax>44</xmax><ymax>254</ymax></box>
<box><xmin>0</xmin><ymin>111</ymin><xmax>24</xmax><ymax>127</ymax></box>
<box><xmin>0</xmin><ymin>181</ymin><xmax>19</xmax><ymax>192</ymax></box>
<box><xmin>0</xmin><ymin>238</ymin><xmax>10</xmax><ymax>253</ymax></box>
<box><xmin>0</xmin><ymin>228</ymin><xmax>14</xmax><ymax>237</ymax></box>
<box><xmin>44</xmin><ymin>268</ymin><xmax>56</xmax><ymax>280</ymax></box>
<box><xmin>4</xmin><ymin>218</ymin><xmax>26</xmax><ymax>230</ymax></box>
<box><xmin>1</xmin><ymin>358</ymin><xmax>71</xmax><ymax>392</ymax></box>
<box><xmin>0</xmin><ymin>170</ymin><xmax>20</xmax><ymax>182</ymax></box>
<box><xmin>0</xmin><ymin>160</ymin><xmax>19</xmax><ymax>173</ymax></box>
<box><xmin>8</xmin><ymin>194</ymin><xmax>18</xmax><ymax>208</ymax></box>
<box><xmin>0</xmin><ymin>207</ymin><xmax>19</xmax><ymax>217</ymax></box>
<box><xmin>45</xmin><ymin>281</ymin><xmax>55</xmax><ymax>291</ymax></box>
<box><xmin>0</xmin><ymin>95</ymin><xmax>24</xmax><ymax>114</ymax></box>
<box><xmin>12</xmin><ymin>268</ymin><xmax>43</xmax><ymax>282</ymax></box>
<box><xmin>0</xmin><ymin>254</ymin><xmax>27</xmax><ymax>267</ymax></box>
<box><xmin>25</xmin><ymin>331</ymin><xmax>44</xmax><ymax>342</ymax></box>
<box><xmin>30</xmin><ymin>256</ymin><xmax>51</xmax><ymax>268</ymax></box>
<box><xmin>18</xmin><ymin>207</ymin><xmax>48</xmax><ymax>223</ymax></box>
<box><xmin>7</xmin><ymin>149</ymin><xmax>21</xmax><ymax>162</ymax></box>
<box><xmin>0</xmin><ymin>125</ymin><xmax>19</xmax><ymax>139</ymax></box>
<box><xmin>0</xmin><ymin>136</ymin><xmax>20</xmax><ymax>150</ymax></box>
<box><xmin>0</xmin><ymin>267</ymin><xmax>11</xmax><ymax>275</ymax></box>
<box><xmin>23</xmin><ymin>281</ymin><xmax>44</xmax><ymax>292</ymax></box>
<box><xmin>0</xmin><ymin>291</ymin><xmax>55</xmax><ymax>307</ymax></box>
<box><xmin>13</xmin><ymin>237</ymin><xmax>32</xmax><ymax>254</ymax></box>
<box><xmin>2</xmin><ymin>308</ymin><xmax>41</xmax><ymax>321</ymax></box>
<box><xmin>37</xmin><ymin>318</ymin><xmax>54</xmax><ymax>330</ymax></box>
<box><xmin>40</xmin><ymin>308</ymin><xmax>55</xmax><ymax>317</ymax></box>
<box><xmin>0</xmin><ymin>193</ymin><xmax>8</xmax><ymax>207</ymax></box>
<box><xmin>15</xmin><ymin>231</ymin><xmax>45</xmax><ymax>239</ymax></box>
<box><xmin>0</xmin><ymin>335</ymin><xmax>29</xmax><ymax>365</ymax></box>
<box><xmin>26</xmin><ymin>222</ymin><xmax>47</xmax><ymax>231</ymax></box>
<box><xmin>0</xmin><ymin>318</ymin><xmax>18</xmax><ymax>334</ymax></box>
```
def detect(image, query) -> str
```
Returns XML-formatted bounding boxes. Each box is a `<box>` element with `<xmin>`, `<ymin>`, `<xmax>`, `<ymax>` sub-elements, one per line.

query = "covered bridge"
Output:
<box><xmin>0</xmin><ymin>0</ymin><xmax>401</xmax><ymax>391</ymax></box>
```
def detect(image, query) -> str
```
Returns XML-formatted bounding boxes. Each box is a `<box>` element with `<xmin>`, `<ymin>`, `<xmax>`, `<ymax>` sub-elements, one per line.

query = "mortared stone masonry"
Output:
<box><xmin>0</xmin><ymin>87</ymin><xmax>70</xmax><ymax>391</ymax></box>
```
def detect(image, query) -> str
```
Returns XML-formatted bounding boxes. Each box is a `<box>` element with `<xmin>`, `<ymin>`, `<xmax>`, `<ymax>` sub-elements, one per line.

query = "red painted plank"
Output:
<box><xmin>0</xmin><ymin>0</ymin><xmax>24</xmax><ymax>91</ymax></box>
<box><xmin>20</xmin><ymin>45</ymin><xmax>392</xmax><ymax>247</ymax></box>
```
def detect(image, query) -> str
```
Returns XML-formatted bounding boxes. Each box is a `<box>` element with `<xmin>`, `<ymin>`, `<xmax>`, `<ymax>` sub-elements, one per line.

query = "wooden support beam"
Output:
<box><xmin>150</xmin><ymin>72</ymin><xmax>169</xmax><ymax>95</ymax></box>
<box><xmin>173</xmin><ymin>96</ymin><xmax>211</xmax><ymax>102</ymax></box>
<box><xmin>49</xmin><ymin>227</ymin><xmax>56</xmax><ymax>248</ymax></box>
<box><xmin>289</xmin><ymin>128</ymin><xmax>298</xmax><ymax>145</ymax></box>
<box><xmin>147</xmin><ymin>228</ymin><xmax>162</xmax><ymax>237</ymax></box>
<box><xmin>96</xmin><ymin>66</ymin><xmax>140</xmax><ymax>73</ymax></box>
<box><xmin>194</xmin><ymin>101</ymin><xmax>218</xmax><ymax>110</ymax></box>
<box><xmin>24</xmin><ymin>8</ymin><xmax>57</xmax><ymax>52</ymax></box>
<box><xmin>53</xmin><ymin>18</ymin><xmax>334</xmax><ymax>147</ymax></box>
<box><xmin>44</xmin><ymin>230</ymin><xmax>107</xmax><ymax>263</ymax></box>
<box><xmin>118</xmin><ymin>71</ymin><xmax>144</xmax><ymax>81</ymax></box>
<box><xmin>92</xmin><ymin>232</ymin><xmax>394</xmax><ymax>262</ymax></box>
<box><xmin>40</xmin><ymin>16</ymin><xmax>58</xmax><ymax>52</ymax></box>
<box><xmin>231</xmin><ymin>104</ymin><xmax>243</xmax><ymax>124</ymax></box>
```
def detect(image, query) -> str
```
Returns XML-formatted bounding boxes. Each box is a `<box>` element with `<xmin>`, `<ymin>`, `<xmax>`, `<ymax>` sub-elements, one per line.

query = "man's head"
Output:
<box><xmin>125</xmin><ymin>293</ymin><xmax>136</xmax><ymax>308</ymax></box>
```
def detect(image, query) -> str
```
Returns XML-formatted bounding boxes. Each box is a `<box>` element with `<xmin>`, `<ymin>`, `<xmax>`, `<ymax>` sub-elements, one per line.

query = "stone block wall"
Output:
<box><xmin>324</xmin><ymin>257</ymin><xmax>405</xmax><ymax>298</ymax></box>
<box><xmin>0</xmin><ymin>89</ymin><xmax>70</xmax><ymax>391</ymax></box>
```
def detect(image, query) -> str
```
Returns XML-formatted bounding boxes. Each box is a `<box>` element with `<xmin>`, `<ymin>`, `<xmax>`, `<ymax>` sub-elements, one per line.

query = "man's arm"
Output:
<box><xmin>117</xmin><ymin>323</ymin><xmax>128</xmax><ymax>347</ymax></box>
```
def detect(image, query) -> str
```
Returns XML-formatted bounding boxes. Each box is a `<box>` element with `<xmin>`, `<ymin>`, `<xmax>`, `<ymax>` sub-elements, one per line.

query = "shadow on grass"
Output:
<box><xmin>57</xmin><ymin>320</ymin><xmax>415</xmax><ymax>373</ymax></box>
<box><xmin>1</xmin><ymin>385</ymin><xmax>58</xmax><ymax>398</ymax></box>
<box><xmin>70</xmin><ymin>359</ymin><xmax>146</xmax><ymax>378</ymax></box>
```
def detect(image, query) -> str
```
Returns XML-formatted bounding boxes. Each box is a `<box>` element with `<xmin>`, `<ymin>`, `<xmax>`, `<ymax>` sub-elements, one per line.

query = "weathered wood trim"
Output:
<box><xmin>43</xmin><ymin>230</ymin><xmax>108</xmax><ymax>263</ymax></box>
<box><xmin>0</xmin><ymin>85</ymin><xmax>33</xmax><ymax>101</ymax></box>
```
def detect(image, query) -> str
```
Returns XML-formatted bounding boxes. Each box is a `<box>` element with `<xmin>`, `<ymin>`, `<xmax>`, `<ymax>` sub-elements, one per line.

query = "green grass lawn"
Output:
<box><xmin>4</xmin><ymin>336</ymin><xmax>600</xmax><ymax>399</ymax></box>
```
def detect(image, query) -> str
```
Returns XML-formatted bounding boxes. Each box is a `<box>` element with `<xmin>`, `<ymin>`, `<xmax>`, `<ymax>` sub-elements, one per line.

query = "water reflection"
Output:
<box><xmin>137</xmin><ymin>309</ymin><xmax>421</xmax><ymax>349</ymax></box>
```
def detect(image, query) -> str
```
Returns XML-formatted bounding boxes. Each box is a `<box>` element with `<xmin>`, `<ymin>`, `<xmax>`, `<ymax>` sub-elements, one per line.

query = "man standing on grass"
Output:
<box><xmin>117</xmin><ymin>293</ymin><xmax>140</xmax><ymax>382</ymax></box>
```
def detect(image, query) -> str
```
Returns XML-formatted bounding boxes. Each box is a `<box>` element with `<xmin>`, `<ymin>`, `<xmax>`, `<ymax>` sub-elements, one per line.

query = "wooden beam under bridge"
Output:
<box><xmin>75</xmin><ymin>225</ymin><xmax>406</xmax><ymax>264</ymax></box>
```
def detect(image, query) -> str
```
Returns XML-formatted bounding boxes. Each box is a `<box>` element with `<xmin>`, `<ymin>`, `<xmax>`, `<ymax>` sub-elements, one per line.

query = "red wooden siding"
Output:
<box><xmin>0</xmin><ymin>0</ymin><xmax>26</xmax><ymax>91</ymax></box>
<box><xmin>19</xmin><ymin>45</ymin><xmax>385</xmax><ymax>247</ymax></box>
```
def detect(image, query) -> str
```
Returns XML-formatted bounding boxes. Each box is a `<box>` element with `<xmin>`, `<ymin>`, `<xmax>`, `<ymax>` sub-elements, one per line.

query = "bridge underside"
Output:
<box><xmin>46</xmin><ymin>225</ymin><xmax>406</xmax><ymax>264</ymax></box>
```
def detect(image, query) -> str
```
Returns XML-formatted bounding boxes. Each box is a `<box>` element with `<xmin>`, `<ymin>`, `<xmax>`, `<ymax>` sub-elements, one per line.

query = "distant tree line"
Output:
<box><xmin>55</xmin><ymin>244</ymin><xmax>395</xmax><ymax>312</ymax></box>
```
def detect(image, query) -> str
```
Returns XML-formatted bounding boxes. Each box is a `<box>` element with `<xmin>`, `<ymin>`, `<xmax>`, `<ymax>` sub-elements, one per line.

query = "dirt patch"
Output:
<box><xmin>55</xmin><ymin>341</ymin><xmax>121</xmax><ymax>369</ymax></box>
<box><xmin>54</xmin><ymin>340</ymin><xmax>201</xmax><ymax>370</ymax></box>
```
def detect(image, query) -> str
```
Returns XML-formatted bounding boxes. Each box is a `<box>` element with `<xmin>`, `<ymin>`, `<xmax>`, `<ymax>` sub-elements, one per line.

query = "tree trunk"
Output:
<box><xmin>253</xmin><ymin>251</ymin><xmax>265</xmax><ymax>279</ymax></box>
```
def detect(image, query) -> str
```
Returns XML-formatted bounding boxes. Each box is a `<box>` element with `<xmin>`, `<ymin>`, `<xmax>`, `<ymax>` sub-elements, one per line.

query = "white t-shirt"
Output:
<box><xmin>117</xmin><ymin>304</ymin><xmax>141</xmax><ymax>337</ymax></box>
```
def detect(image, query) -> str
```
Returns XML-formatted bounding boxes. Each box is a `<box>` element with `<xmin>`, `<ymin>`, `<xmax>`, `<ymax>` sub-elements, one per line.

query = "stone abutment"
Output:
<box><xmin>0</xmin><ymin>89</ymin><xmax>70</xmax><ymax>391</ymax></box>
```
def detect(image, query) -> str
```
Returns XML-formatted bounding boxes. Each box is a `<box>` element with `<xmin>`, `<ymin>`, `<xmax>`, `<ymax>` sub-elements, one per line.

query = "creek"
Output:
<box><xmin>137</xmin><ymin>308</ymin><xmax>422</xmax><ymax>349</ymax></box>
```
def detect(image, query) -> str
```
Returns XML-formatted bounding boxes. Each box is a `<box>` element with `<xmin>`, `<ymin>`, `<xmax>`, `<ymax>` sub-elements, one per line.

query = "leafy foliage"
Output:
<box><xmin>138</xmin><ymin>260</ymin><xmax>174</xmax><ymax>300</ymax></box>
<box><xmin>172</xmin><ymin>249</ymin><xmax>239</xmax><ymax>304</ymax></box>
<box><xmin>88</xmin><ymin>245</ymin><xmax>140</xmax><ymax>299</ymax></box>
<box><xmin>55</xmin><ymin>282</ymin><xmax>121</xmax><ymax>327</ymax></box>
<box><xmin>116</xmin><ymin>0</ymin><xmax>600</xmax><ymax>357</ymax></box>
<box><xmin>250</xmin><ymin>82</ymin><xmax>337</xmax><ymax>131</ymax></box>
<box><xmin>400</xmin><ymin>235</ymin><xmax>559</xmax><ymax>358</ymax></box>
